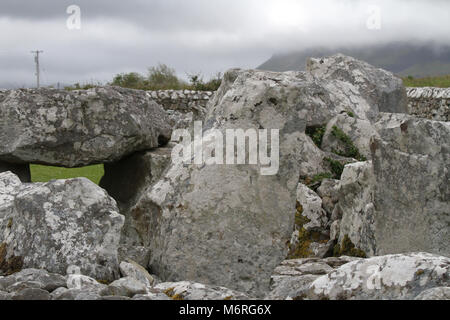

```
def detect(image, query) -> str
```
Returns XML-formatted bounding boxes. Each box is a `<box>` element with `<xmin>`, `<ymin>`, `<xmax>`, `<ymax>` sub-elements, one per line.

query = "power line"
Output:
<box><xmin>30</xmin><ymin>50</ymin><xmax>43</xmax><ymax>88</ymax></box>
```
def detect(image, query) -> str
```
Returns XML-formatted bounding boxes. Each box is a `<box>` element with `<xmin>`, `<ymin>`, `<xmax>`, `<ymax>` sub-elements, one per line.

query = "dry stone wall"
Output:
<box><xmin>406</xmin><ymin>87</ymin><xmax>450</xmax><ymax>121</ymax></box>
<box><xmin>148</xmin><ymin>89</ymin><xmax>213</xmax><ymax>115</ymax></box>
<box><xmin>150</xmin><ymin>88</ymin><xmax>450</xmax><ymax>122</ymax></box>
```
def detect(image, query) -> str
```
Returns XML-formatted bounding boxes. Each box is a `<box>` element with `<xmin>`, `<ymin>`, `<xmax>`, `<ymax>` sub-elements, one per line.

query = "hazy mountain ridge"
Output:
<box><xmin>257</xmin><ymin>42</ymin><xmax>450</xmax><ymax>77</ymax></box>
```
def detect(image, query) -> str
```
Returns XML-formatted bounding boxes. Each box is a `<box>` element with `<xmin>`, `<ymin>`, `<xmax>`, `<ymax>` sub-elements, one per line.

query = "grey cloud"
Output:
<box><xmin>0</xmin><ymin>0</ymin><xmax>449</xmax><ymax>88</ymax></box>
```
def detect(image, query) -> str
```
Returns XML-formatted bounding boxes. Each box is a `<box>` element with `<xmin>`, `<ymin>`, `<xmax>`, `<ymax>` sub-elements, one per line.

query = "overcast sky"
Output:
<box><xmin>0</xmin><ymin>0</ymin><xmax>449</xmax><ymax>88</ymax></box>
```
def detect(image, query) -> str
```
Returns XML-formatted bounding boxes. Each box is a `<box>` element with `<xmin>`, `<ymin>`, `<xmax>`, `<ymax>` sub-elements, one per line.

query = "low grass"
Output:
<box><xmin>402</xmin><ymin>74</ymin><xmax>450</xmax><ymax>88</ymax></box>
<box><xmin>30</xmin><ymin>164</ymin><xmax>104</xmax><ymax>185</ymax></box>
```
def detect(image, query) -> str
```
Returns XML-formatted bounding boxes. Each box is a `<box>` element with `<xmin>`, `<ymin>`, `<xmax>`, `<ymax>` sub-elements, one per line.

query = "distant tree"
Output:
<box><xmin>187</xmin><ymin>72</ymin><xmax>222</xmax><ymax>91</ymax></box>
<box><xmin>111</xmin><ymin>72</ymin><xmax>146</xmax><ymax>89</ymax></box>
<box><xmin>147</xmin><ymin>63</ymin><xmax>184</xmax><ymax>90</ymax></box>
<box><xmin>109</xmin><ymin>64</ymin><xmax>223</xmax><ymax>91</ymax></box>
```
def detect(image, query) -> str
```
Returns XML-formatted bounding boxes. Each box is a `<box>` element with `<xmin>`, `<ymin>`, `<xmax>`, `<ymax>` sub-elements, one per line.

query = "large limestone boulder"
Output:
<box><xmin>337</xmin><ymin>161</ymin><xmax>376</xmax><ymax>257</ymax></box>
<box><xmin>266</xmin><ymin>256</ymin><xmax>360</xmax><ymax>300</ymax></box>
<box><xmin>335</xmin><ymin>114</ymin><xmax>449</xmax><ymax>258</ymax></box>
<box><xmin>308</xmin><ymin>253</ymin><xmax>450</xmax><ymax>300</ymax></box>
<box><xmin>0</xmin><ymin>172</ymin><xmax>124</xmax><ymax>281</ymax></box>
<box><xmin>0</xmin><ymin>86</ymin><xmax>171</xmax><ymax>167</ymax></box>
<box><xmin>99</xmin><ymin>148</ymin><xmax>173</xmax><ymax>266</ymax></box>
<box><xmin>371</xmin><ymin>114</ymin><xmax>449</xmax><ymax>256</ymax></box>
<box><xmin>132</xmin><ymin>55</ymin><xmax>410</xmax><ymax>297</ymax></box>
<box><xmin>154</xmin><ymin>281</ymin><xmax>250</xmax><ymax>300</ymax></box>
<box><xmin>307</xmin><ymin>54</ymin><xmax>408</xmax><ymax>121</ymax></box>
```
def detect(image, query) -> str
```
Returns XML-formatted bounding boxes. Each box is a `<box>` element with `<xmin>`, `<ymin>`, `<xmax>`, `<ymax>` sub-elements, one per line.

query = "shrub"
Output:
<box><xmin>306</xmin><ymin>125</ymin><xmax>326</xmax><ymax>147</ymax></box>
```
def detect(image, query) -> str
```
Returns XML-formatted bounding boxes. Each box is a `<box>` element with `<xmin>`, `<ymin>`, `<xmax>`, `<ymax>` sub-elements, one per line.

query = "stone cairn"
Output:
<box><xmin>0</xmin><ymin>55</ymin><xmax>448</xmax><ymax>300</ymax></box>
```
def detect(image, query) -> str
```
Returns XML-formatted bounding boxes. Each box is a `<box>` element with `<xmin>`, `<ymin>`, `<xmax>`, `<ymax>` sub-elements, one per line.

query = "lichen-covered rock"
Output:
<box><xmin>100</xmin><ymin>295</ymin><xmax>131</xmax><ymax>300</ymax></box>
<box><xmin>0</xmin><ymin>269</ymin><xmax>66</xmax><ymax>292</ymax></box>
<box><xmin>337</xmin><ymin>161</ymin><xmax>376</xmax><ymax>256</ymax></box>
<box><xmin>134</xmin><ymin>56</ymin><xmax>407</xmax><ymax>296</ymax></box>
<box><xmin>0</xmin><ymin>86</ymin><xmax>171</xmax><ymax>167</ymax></box>
<box><xmin>414</xmin><ymin>287</ymin><xmax>450</xmax><ymax>300</ymax></box>
<box><xmin>288</xmin><ymin>184</ymin><xmax>332</xmax><ymax>259</ymax></box>
<box><xmin>266</xmin><ymin>256</ymin><xmax>360</xmax><ymax>300</ymax></box>
<box><xmin>99</xmin><ymin>277</ymin><xmax>148</xmax><ymax>297</ymax></box>
<box><xmin>119</xmin><ymin>260</ymin><xmax>155</xmax><ymax>288</ymax></box>
<box><xmin>99</xmin><ymin>148</ymin><xmax>172</xmax><ymax>262</ymax></box>
<box><xmin>308</xmin><ymin>253</ymin><xmax>450</xmax><ymax>300</ymax></box>
<box><xmin>154</xmin><ymin>281</ymin><xmax>250</xmax><ymax>300</ymax></box>
<box><xmin>296</xmin><ymin>184</ymin><xmax>328</xmax><ymax>232</ymax></box>
<box><xmin>52</xmin><ymin>287</ymin><xmax>101</xmax><ymax>300</ymax></box>
<box><xmin>11</xmin><ymin>288</ymin><xmax>51</xmax><ymax>300</ymax></box>
<box><xmin>66</xmin><ymin>274</ymin><xmax>107</xmax><ymax>293</ymax></box>
<box><xmin>371</xmin><ymin>114</ymin><xmax>450</xmax><ymax>256</ymax></box>
<box><xmin>0</xmin><ymin>290</ymin><xmax>11</xmax><ymax>300</ymax></box>
<box><xmin>316</xmin><ymin>179</ymin><xmax>340</xmax><ymax>217</ymax></box>
<box><xmin>136</xmin><ymin>71</ymin><xmax>330</xmax><ymax>296</ymax></box>
<box><xmin>131</xmin><ymin>292</ymin><xmax>171</xmax><ymax>300</ymax></box>
<box><xmin>0</xmin><ymin>173</ymin><xmax>125</xmax><ymax>280</ymax></box>
<box><xmin>307</xmin><ymin>54</ymin><xmax>408</xmax><ymax>121</ymax></box>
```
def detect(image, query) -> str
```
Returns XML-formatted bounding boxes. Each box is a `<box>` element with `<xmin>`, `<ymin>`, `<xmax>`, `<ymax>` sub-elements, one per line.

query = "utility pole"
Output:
<box><xmin>31</xmin><ymin>50</ymin><xmax>43</xmax><ymax>88</ymax></box>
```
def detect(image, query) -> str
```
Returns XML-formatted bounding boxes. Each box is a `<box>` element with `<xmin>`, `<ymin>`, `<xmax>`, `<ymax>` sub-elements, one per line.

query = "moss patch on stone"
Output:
<box><xmin>333</xmin><ymin>235</ymin><xmax>367</xmax><ymax>258</ymax></box>
<box><xmin>330</xmin><ymin>126</ymin><xmax>367</xmax><ymax>161</ymax></box>
<box><xmin>163</xmin><ymin>287</ymin><xmax>185</xmax><ymax>300</ymax></box>
<box><xmin>306</xmin><ymin>125</ymin><xmax>326</xmax><ymax>148</ymax></box>
<box><xmin>324</xmin><ymin>157</ymin><xmax>346</xmax><ymax>179</ymax></box>
<box><xmin>0</xmin><ymin>242</ymin><xmax>24</xmax><ymax>276</ymax></box>
<box><xmin>287</xmin><ymin>203</ymin><xmax>326</xmax><ymax>259</ymax></box>
<box><xmin>302</xmin><ymin>172</ymin><xmax>333</xmax><ymax>191</ymax></box>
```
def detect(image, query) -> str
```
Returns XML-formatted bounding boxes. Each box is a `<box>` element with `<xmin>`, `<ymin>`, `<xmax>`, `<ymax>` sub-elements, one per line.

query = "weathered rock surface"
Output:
<box><xmin>0</xmin><ymin>86</ymin><xmax>172</xmax><ymax>167</ymax></box>
<box><xmin>371</xmin><ymin>114</ymin><xmax>449</xmax><ymax>256</ymax></box>
<box><xmin>307</xmin><ymin>54</ymin><xmax>408</xmax><ymax>121</ymax></box>
<box><xmin>154</xmin><ymin>281</ymin><xmax>250</xmax><ymax>300</ymax></box>
<box><xmin>337</xmin><ymin>161</ymin><xmax>376</xmax><ymax>256</ymax></box>
<box><xmin>131</xmin><ymin>292</ymin><xmax>171</xmax><ymax>300</ymax></box>
<box><xmin>0</xmin><ymin>172</ymin><xmax>124</xmax><ymax>280</ymax></box>
<box><xmin>414</xmin><ymin>287</ymin><xmax>450</xmax><ymax>300</ymax></box>
<box><xmin>321</xmin><ymin>114</ymin><xmax>377</xmax><ymax>160</ymax></box>
<box><xmin>266</xmin><ymin>256</ymin><xmax>360</xmax><ymax>300</ymax></box>
<box><xmin>316</xmin><ymin>179</ymin><xmax>340</xmax><ymax>217</ymax></box>
<box><xmin>0</xmin><ymin>290</ymin><xmax>11</xmax><ymax>300</ymax></box>
<box><xmin>66</xmin><ymin>274</ymin><xmax>107</xmax><ymax>293</ymax></box>
<box><xmin>308</xmin><ymin>253</ymin><xmax>450</xmax><ymax>300</ymax></box>
<box><xmin>296</xmin><ymin>184</ymin><xmax>328</xmax><ymax>232</ymax></box>
<box><xmin>133</xmin><ymin>55</ymin><xmax>408</xmax><ymax>296</ymax></box>
<box><xmin>11</xmin><ymin>288</ymin><xmax>51</xmax><ymax>300</ymax></box>
<box><xmin>119</xmin><ymin>260</ymin><xmax>155</xmax><ymax>287</ymax></box>
<box><xmin>288</xmin><ymin>184</ymin><xmax>332</xmax><ymax>259</ymax></box>
<box><xmin>99</xmin><ymin>277</ymin><xmax>148</xmax><ymax>297</ymax></box>
<box><xmin>0</xmin><ymin>268</ymin><xmax>65</xmax><ymax>292</ymax></box>
<box><xmin>99</xmin><ymin>148</ymin><xmax>172</xmax><ymax>265</ymax></box>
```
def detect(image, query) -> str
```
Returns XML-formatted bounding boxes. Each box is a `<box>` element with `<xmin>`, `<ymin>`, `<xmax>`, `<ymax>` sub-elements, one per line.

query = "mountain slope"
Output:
<box><xmin>258</xmin><ymin>42</ymin><xmax>450</xmax><ymax>77</ymax></box>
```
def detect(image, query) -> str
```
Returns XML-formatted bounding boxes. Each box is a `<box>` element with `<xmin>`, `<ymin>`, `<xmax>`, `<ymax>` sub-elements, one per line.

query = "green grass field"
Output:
<box><xmin>30</xmin><ymin>164</ymin><xmax>104</xmax><ymax>185</ymax></box>
<box><xmin>402</xmin><ymin>74</ymin><xmax>450</xmax><ymax>88</ymax></box>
